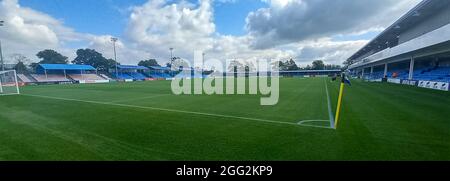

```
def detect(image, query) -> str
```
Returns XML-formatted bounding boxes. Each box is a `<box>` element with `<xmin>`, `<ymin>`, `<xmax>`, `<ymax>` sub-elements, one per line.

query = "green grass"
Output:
<box><xmin>0</xmin><ymin>77</ymin><xmax>449</xmax><ymax>160</ymax></box>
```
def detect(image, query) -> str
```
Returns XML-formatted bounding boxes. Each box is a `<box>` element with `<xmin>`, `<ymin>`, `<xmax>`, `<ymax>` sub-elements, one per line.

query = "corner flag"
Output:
<box><xmin>334</xmin><ymin>73</ymin><xmax>350</xmax><ymax>129</ymax></box>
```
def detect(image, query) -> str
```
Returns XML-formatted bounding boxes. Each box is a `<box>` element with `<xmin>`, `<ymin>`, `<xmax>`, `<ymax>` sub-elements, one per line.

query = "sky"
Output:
<box><xmin>0</xmin><ymin>0</ymin><xmax>422</xmax><ymax>67</ymax></box>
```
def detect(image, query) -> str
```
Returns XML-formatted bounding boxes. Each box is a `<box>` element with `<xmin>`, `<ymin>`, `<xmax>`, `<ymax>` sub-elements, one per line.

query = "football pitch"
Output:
<box><xmin>0</xmin><ymin>77</ymin><xmax>449</xmax><ymax>160</ymax></box>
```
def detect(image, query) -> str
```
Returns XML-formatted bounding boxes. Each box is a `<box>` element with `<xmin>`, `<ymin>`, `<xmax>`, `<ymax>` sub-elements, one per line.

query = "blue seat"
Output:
<box><xmin>128</xmin><ymin>72</ymin><xmax>147</xmax><ymax>80</ymax></box>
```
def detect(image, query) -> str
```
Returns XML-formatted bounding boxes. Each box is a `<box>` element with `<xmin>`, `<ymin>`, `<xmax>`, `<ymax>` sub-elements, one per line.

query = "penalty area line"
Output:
<box><xmin>22</xmin><ymin>94</ymin><xmax>333</xmax><ymax>130</ymax></box>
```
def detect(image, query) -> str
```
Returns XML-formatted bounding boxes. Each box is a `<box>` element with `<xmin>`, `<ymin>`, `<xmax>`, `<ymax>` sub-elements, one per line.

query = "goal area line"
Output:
<box><xmin>21</xmin><ymin>94</ymin><xmax>334</xmax><ymax>130</ymax></box>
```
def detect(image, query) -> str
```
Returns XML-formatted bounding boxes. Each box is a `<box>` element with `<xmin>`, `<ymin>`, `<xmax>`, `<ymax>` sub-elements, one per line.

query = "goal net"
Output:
<box><xmin>0</xmin><ymin>70</ymin><xmax>20</xmax><ymax>96</ymax></box>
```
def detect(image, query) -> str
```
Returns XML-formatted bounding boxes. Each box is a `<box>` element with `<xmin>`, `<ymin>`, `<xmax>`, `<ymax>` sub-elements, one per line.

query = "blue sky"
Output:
<box><xmin>213</xmin><ymin>0</ymin><xmax>267</xmax><ymax>36</ymax></box>
<box><xmin>19</xmin><ymin>0</ymin><xmax>148</xmax><ymax>36</ymax></box>
<box><xmin>19</xmin><ymin>0</ymin><xmax>267</xmax><ymax>37</ymax></box>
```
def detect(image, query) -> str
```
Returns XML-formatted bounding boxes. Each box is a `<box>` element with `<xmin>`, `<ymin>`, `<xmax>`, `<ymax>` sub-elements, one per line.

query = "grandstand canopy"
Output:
<box><xmin>348</xmin><ymin>0</ymin><xmax>448</xmax><ymax>63</ymax></box>
<box><xmin>117</xmin><ymin>65</ymin><xmax>149</xmax><ymax>70</ymax></box>
<box><xmin>39</xmin><ymin>64</ymin><xmax>96</xmax><ymax>71</ymax></box>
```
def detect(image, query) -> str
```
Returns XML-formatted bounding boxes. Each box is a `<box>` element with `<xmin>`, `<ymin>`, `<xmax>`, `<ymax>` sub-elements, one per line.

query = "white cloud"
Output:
<box><xmin>125</xmin><ymin>0</ymin><xmax>215</xmax><ymax>63</ymax></box>
<box><xmin>86</xmin><ymin>35</ymin><xmax>151</xmax><ymax>64</ymax></box>
<box><xmin>0</xmin><ymin>0</ymin><xmax>424</xmax><ymax>67</ymax></box>
<box><xmin>246</xmin><ymin>0</ymin><xmax>421</xmax><ymax>49</ymax></box>
<box><xmin>0</xmin><ymin>0</ymin><xmax>62</xmax><ymax>61</ymax></box>
<box><xmin>0</xmin><ymin>0</ymin><xmax>149</xmax><ymax>65</ymax></box>
<box><xmin>291</xmin><ymin>38</ymin><xmax>368</xmax><ymax>66</ymax></box>
<box><xmin>216</xmin><ymin>0</ymin><xmax>238</xmax><ymax>4</ymax></box>
<box><xmin>124</xmin><ymin>0</ymin><xmax>299</xmax><ymax>65</ymax></box>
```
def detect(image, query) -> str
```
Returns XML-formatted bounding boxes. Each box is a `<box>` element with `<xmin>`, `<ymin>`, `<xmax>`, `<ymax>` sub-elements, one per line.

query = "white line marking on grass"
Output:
<box><xmin>109</xmin><ymin>94</ymin><xmax>171</xmax><ymax>103</ymax></box>
<box><xmin>291</xmin><ymin>78</ymin><xmax>335</xmax><ymax>129</ymax></box>
<box><xmin>297</xmin><ymin>120</ymin><xmax>332</xmax><ymax>129</ymax></box>
<box><xmin>22</xmin><ymin>94</ymin><xmax>333</xmax><ymax>130</ymax></box>
<box><xmin>0</xmin><ymin>93</ymin><xmax>20</xmax><ymax>96</ymax></box>
<box><xmin>324</xmin><ymin>78</ymin><xmax>335</xmax><ymax>129</ymax></box>
<box><xmin>298</xmin><ymin>120</ymin><xmax>329</xmax><ymax>124</ymax></box>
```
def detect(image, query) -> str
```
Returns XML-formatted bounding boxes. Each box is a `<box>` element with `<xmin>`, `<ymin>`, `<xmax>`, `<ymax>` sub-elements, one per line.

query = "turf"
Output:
<box><xmin>0</xmin><ymin>77</ymin><xmax>449</xmax><ymax>160</ymax></box>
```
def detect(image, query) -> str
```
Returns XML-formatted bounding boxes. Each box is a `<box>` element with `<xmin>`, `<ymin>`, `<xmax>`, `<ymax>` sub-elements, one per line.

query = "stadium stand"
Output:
<box><xmin>112</xmin><ymin>65</ymin><xmax>149</xmax><ymax>80</ymax></box>
<box><xmin>413</xmin><ymin>66</ymin><xmax>450</xmax><ymax>81</ymax></box>
<box><xmin>147</xmin><ymin>66</ymin><xmax>173</xmax><ymax>79</ymax></box>
<box><xmin>114</xmin><ymin>73</ymin><xmax>134</xmax><ymax>80</ymax></box>
<box><xmin>128</xmin><ymin>72</ymin><xmax>147</xmax><ymax>80</ymax></box>
<box><xmin>33</xmin><ymin>64</ymin><xmax>100</xmax><ymax>83</ymax></box>
<box><xmin>146</xmin><ymin>72</ymin><xmax>169</xmax><ymax>79</ymax></box>
<box><xmin>69</xmin><ymin>74</ymin><xmax>106</xmax><ymax>81</ymax></box>
<box><xmin>347</xmin><ymin>0</ymin><xmax>450</xmax><ymax>87</ymax></box>
<box><xmin>31</xmin><ymin>74</ymin><xmax>70</xmax><ymax>82</ymax></box>
<box><xmin>100</xmin><ymin>74</ymin><xmax>112</xmax><ymax>80</ymax></box>
<box><xmin>363</xmin><ymin>64</ymin><xmax>450</xmax><ymax>83</ymax></box>
<box><xmin>17</xmin><ymin>74</ymin><xmax>34</xmax><ymax>83</ymax></box>
<box><xmin>367</xmin><ymin>71</ymin><xmax>383</xmax><ymax>80</ymax></box>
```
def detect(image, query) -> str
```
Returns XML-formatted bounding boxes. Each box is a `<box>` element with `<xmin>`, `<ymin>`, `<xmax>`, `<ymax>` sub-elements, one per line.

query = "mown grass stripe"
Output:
<box><xmin>23</xmin><ymin>94</ymin><xmax>333</xmax><ymax>129</ymax></box>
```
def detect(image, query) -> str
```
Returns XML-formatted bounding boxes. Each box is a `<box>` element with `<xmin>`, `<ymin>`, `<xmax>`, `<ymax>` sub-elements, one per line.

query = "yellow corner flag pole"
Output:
<box><xmin>334</xmin><ymin>74</ymin><xmax>346</xmax><ymax>129</ymax></box>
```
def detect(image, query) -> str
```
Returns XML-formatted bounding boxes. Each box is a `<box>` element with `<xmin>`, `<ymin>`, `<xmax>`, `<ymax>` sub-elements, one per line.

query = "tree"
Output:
<box><xmin>324</xmin><ymin>64</ymin><xmax>341</xmax><ymax>70</ymax></box>
<box><xmin>271</xmin><ymin>61</ymin><xmax>284</xmax><ymax>71</ymax></box>
<box><xmin>311</xmin><ymin>60</ymin><xmax>325</xmax><ymax>70</ymax></box>
<box><xmin>104</xmin><ymin>58</ymin><xmax>119</xmax><ymax>72</ymax></box>
<box><xmin>166</xmin><ymin>57</ymin><xmax>182</xmax><ymax>68</ymax></box>
<box><xmin>11</xmin><ymin>54</ymin><xmax>31</xmax><ymax>64</ymax></box>
<box><xmin>170</xmin><ymin>58</ymin><xmax>190</xmax><ymax>70</ymax></box>
<box><xmin>36</xmin><ymin>49</ymin><xmax>68</xmax><ymax>64</ymax></box>
<box><xmin>138</xmin><ymin>59</ymin><xmax>160</xmax><ymax>67</ymax></box>
<box><xmin>29</xmin><ymin>63</ymin><xmax>40</xmax><ymax>73</ymax></box>
<box><xmin>14</xmin><ymin>62</ymin><xmax>28</xmax><ymax>74</ymax></box>
<box><xmin>284</xmin><ymin>58</ymin><xmax>299</xmax><ymax>71</ymax></box>
<box><xmin>243</xmin><ymin>61</ymin><xmax>257</xmax><ymax>72</ymax></box>
<box><xmin>202</xmin><ymin>69</ymin><xmax>214</xmax><ymax>75</ymax></box>
<box><xmin>227</xmin><ymin>60</ymin><xmax>244</xmax><ymax>72</ymax></box>
<box><xmin>72</xmin><ymin>49</ymin><xmax>118</xmax><ymax>72</ymax></box>
<box><xmin>305</xmin><ymin>65</ymin><xmax>312</xmax><ymax>70</ymax></box>
<box><xmin>11</xmin><ymin>54</ymin><xmax>30</xmax><ymax>73</ymax></box>
<box><xmin>272</xmin><ymin>59</ymin><xmax>299</xmax><ymax>71</ymax></box>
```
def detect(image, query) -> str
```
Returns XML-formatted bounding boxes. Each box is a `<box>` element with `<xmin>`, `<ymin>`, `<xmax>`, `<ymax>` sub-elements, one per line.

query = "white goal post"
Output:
<box><xmin>0</xmin><ymin>70</ymin><xmax>20</xmax><ymax>96</ymax></box>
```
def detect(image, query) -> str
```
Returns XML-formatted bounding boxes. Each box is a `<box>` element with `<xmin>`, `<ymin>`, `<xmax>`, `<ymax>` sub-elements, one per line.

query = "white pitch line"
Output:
<box><xmin>22</xmin><ymin>94</ymin><xmax>333</xmax><ymax>130</ymax></box>
<box><xmin>298</xmin><ymin>120</ymin><xmax>329</xmax><ymax>124</ymax></box>
<box><xmin>290</xmin><ymin>78</ymin><xmax>335</xmax><ymax>130</ymax></box>
<box><xmin>324</xmin><ymin>78</ymin><xmax>335</xmax><ymax>129</ymax></box>
<box><xmin>109</xmin><ymin>94</ymin><xmax>171</xmax><ymax>103</ymax></box>
<box><xmin>0</xmin><ymin>93</ymin><xmax>20</xmax><ymax>96</ymax></box>
<box><xmin>297</xmin><ymin>120</ymin><xmax>333</xmax><ymax>129</ymax></box>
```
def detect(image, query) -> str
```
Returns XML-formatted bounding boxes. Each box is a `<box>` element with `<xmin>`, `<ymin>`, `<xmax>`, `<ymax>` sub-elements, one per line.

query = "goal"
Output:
<box><xmin>0</xmin><ymin>70</ymin><xmax>20</xmax><ymax>96</ymax></box>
